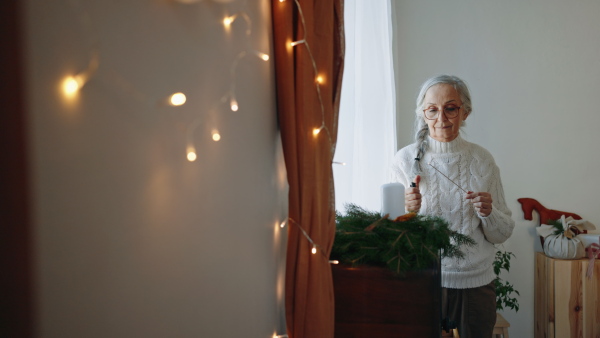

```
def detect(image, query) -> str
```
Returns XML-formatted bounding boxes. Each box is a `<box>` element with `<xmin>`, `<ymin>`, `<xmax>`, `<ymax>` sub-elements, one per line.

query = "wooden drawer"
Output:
<box><xmin>535</xmin><ymin>252</ymin><xmax>600</xmax><ymax>337</ymax></box>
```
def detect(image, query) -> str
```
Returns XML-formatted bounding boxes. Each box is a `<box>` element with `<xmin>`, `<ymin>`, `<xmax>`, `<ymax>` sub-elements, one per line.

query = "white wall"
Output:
<box><xmin>391</xmin><ymin>1</ymin><xmax>600</xmax><ymax>337</ymax></box>
<box><xmin>24</xmin><ymin>0</ymin><xmax>287</xmax><ymax>337</ymax></box>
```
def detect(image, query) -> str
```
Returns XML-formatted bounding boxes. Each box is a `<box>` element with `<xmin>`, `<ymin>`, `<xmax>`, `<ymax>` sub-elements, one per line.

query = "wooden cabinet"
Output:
<box><xmin>535</xmin><ymin>252</ymin><xmax>600</xmax><ymax>337</ymax></box>
<box><xmin>332</xmin><ymin>263</ymin><xmax>441</xmax><ymax>338</ymax></box>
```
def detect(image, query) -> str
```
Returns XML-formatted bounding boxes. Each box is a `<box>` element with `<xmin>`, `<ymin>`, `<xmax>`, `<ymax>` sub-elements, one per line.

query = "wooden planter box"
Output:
<box><xmin>332</xmin><ymin>262</ymin><xmax>441</xmax><ymax>338</ymax></box>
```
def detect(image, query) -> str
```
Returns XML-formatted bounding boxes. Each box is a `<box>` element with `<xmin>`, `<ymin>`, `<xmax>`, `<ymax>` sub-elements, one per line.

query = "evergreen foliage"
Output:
<box><xmin>546</xmin><ymin>218</ymin><xmax>565</xmax><ymax>235</ymax></box>
<box><xmin>332</xmin><ymin>204</ymin><xmax>475</xmax><ymax>275</ymax></box>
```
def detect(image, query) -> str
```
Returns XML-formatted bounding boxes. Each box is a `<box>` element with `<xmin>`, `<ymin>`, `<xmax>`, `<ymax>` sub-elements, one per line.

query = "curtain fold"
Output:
<box><xmin>271</xmin><ymin>1</ymin><xmax>345</xmax><ymax>337</ymax></box>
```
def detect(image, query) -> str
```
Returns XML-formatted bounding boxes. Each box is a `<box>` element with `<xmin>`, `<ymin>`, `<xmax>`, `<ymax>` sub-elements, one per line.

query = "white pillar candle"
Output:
<box><xmin>381</xmin><ymin>183</ymin><xmax>405</xmax><ymax>219</ymax></box>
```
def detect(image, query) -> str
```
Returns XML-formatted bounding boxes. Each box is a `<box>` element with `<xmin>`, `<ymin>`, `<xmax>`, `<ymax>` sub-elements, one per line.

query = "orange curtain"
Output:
<box><xmin>271</xmin><ymin>0</ymin><xmax>345</xmax><ymax>337</ymax></box>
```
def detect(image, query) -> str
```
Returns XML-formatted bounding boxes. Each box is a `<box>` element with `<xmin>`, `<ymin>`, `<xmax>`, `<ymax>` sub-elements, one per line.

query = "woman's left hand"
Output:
<box><xmin>466</xmin><ymin>191</ymin><xmax>493</xmax><ymax>217</ymax></box>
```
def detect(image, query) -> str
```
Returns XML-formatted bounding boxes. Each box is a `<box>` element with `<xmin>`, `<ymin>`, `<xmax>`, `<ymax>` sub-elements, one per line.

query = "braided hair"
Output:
<box><xmin>411</xmin><ymin>75</ymin><xmax>473</xmax><ymax>176</ymax></box>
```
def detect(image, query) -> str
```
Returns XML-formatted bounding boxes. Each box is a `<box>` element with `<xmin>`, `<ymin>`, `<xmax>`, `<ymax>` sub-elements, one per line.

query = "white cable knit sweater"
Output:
<box><xmin>391</xmin><ymin>135</ymin><xmax>515</xmax><ymax>289</ymax></box>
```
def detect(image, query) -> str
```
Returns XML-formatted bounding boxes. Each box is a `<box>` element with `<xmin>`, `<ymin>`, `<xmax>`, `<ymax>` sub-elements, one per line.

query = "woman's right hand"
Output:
<box><xmin>405</xmin><ymin>175</ymin><xmax>421</xmax><ymax>213</ymax></box>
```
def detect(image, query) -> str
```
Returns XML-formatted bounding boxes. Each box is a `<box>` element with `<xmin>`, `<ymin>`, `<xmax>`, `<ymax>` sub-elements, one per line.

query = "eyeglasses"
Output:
<box><xmin>423</xmin><ymin>105</ymin><xmax>462</xmax><ymax>120</ymax></box>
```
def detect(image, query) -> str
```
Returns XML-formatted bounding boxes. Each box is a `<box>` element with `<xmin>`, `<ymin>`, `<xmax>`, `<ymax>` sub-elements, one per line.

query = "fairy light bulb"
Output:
<box><xmin>311</xmin><ymin>245</ymin><xmax>317</xmax><ymax>254</ymax></box>
<box><xmin>312</xmin><ymin>126</ymin><xmax>323</xmax><ymax>136</ymax></box>
<box><xmin>254</xmin><ymin>51</ymin><xmax>270</xmax><ymax>61</ymax></box>
<box><xmin>63</xmin><ymin>76</ymin><xmax>80</xmax><ymax>95</ymax></box>
<box><xmin>329</xmin><ymin>260</ymin><xmax>339</xmax><ymax>264</ymax></box>
<box><xmin>230</xmin><ymin>97</ymin><xmax>239</xmax><ymax>111</ymax></box>
<box><xmin>169</xmin><ymin>92</ymin><xmax>186</xmax><ymax>106</ymax></box>
<box><xmin>212</xmin><ymin>130</ymin><xmax>221</xmax><ymax>142</ymax></box>
<box><xmin>316</xmin><ymin>75</ymin><xmax>324</xmax><ymax>84</ymax></box>
<box><xmin>186</xmin><ymin>147</ymin><xmax>197</xmax><ymax>162</ymax></box>
<box><xmin>223</xmin><ymin>15</ymin><xmax>236</xmax><ymax>27</ymax></box>
<box><xmin>62</xmin><ymin>74</ymin><xmax>87</xmax><ymax>98</ymax></box>
<box><xmin>279</xmin><ymin>221</ymin><xmax>287</xmax><ymax>228</ymax></box>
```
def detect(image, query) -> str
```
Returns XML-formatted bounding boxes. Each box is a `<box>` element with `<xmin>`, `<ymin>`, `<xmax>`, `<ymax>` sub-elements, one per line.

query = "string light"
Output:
<box><xmin>312</xmin><ymin>126</ymin><xmax>323</xmax><ymax>136</ymax></box>
<box><xmin>230</xmin><ymin>97</ymin><xmax>239</xmax><ymax>111</ymax></box>
<box><xmin>329</xmin><ymin>260</ymin><xmax>339</xmax><ymax>264</ymax></box>
<box><xmin>169</xmin><ymin>92</ymin><xmax>187</xmax><ymax>106</ymax></box>
<box><xmin>275</xmin><ymin>0</ymin><xmax>337</xmax><ymax>268</ymax></box>
<box><xmin>289</xmin><ymin>39</ymin><xmax>305</xmax><ymax>47</ymax></box>
<box><xmin>186</xmin><ymin>118</ymin><xmax>202</xmax><ymax>162</ymax></box>
<box><xmin>286</xmin><ymin>0</ymin><xmax>330</xmax><ymax>144</ymax></box>
<box><xmin>62</xmin><ymin>75</ymin><xmax>83</xmax><ymax>96</ymax></box>
<box><xmin>223</xmin><ymin>15</ymin><xmax>237</xmax><ymax>27</ymax></box>
<box><xmin>279</xmin><ymin>220</ymin><xmax>287</xmax><ymax>228</ymax></box>
<box><xmin>212</xmin><ymin>130</ymin><xmax>221</xmax><ymax>141</ymax></box>
<box><xmin>186</xmin><ymin>147</ymin><xmax>197</xmax><ymax>162</ymax></box>
<box><xmin>62</xmin><ymin>52</ymin><xmax>98</xmax><ymax>97</ymax></box>
<box><xmin>60</xmin><ymin>0</ymin><xmax>272</xmax><ymax>161</ymax></box>
<box><xmin>254</xmin><ymin>50</ymin><xmax>270</xmax><ymax>61</ymax></box>
<box><xmin>287</xmin><ymin>218</ymin><xmax>328</xmax><ymax>259</ymax></box>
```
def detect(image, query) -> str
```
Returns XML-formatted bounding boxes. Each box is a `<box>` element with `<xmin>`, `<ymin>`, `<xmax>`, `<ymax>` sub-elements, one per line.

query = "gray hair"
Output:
<box><xmin>411</xmin><ymin>75</ymin><xmax>472</xmax><ymax>176</ymax></box>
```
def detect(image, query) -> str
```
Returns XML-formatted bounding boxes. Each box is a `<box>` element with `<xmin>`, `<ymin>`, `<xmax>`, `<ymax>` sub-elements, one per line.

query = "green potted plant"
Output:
<box><xmin>493</xmin><ymin>250</ymin><xmax>520</xmax><ymax>312</ymax></box>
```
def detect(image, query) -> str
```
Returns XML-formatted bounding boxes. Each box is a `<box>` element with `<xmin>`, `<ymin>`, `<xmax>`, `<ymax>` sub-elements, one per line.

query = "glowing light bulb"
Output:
<box><xmin>316</xmin><ymin>75</ymin><xmax>324</xmax><ymax>84</ymax></box>
<box><xmin>254</xmin><ymin>51</ymin><xmax>270</xmax><ymax>61</ymax></box>
<box><xmin>187</xmin><ymin>147</ymin><xmax>197</xmax><ymax>162</ymax></box>
<box><xmin>169</xmin><ymin>92</ymin><xmax>186</xmax><ymax>106</ymax></box>
<box><xmin>311</xmin><ymin>246</ymin><xmax>317</xmax><ymax>254</ymax></box>
<box><xmin>312</xmin><ymin>127</ymin><xmax>322</xmax><ymax>136</ymax></box>
<box><xmin>329</xmin><ymin>260</ymin><xmax>339</xmax><ymax>264</ymax></box>
<box><xmin>212</xmin><ymin>131</ymin><xmax>221</xmax><ymax>142</ymax></box>
<box><xmin>223</xmin><ymin>15</ymin><xmax>235</xmax><ymax>27</ymax></box>
<box><xmin>230</xmin><ymin>98</ymin><xmax>239</xmax><ymax>111</ymax></box>
<box><xmin>63</xmin><ymin>76</ymin><xmax>80</xmax><ymax>95</ymax></box>
<box><xmin>279</xmin><ymin>221</ymin><xmax>287</xmax><ymax>228</ymax></box>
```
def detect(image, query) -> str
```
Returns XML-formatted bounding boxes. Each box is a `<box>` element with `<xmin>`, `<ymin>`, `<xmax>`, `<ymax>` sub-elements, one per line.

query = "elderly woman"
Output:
<box><xmin>391</xmin><ymin>75</ymin><xmax>515</xmax><ymax>338</ymax></box>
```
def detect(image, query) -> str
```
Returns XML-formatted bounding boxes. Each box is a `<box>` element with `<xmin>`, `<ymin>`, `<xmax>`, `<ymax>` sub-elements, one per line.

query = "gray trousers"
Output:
<box><xmin>442</xmin><ymin>282</ymin><xmax>497</xmax><ymax>338</ymax></box>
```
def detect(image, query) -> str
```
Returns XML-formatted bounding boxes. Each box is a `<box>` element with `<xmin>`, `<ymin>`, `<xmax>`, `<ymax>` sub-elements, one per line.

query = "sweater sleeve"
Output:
<box><xmin>479</xmin><ymin>165</ymin><xmax>515</xmax><ymax>244</ymax></box>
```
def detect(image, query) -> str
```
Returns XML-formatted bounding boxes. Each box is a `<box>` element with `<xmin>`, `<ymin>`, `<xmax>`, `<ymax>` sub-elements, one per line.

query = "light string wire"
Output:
<box><xmin>61</xmin><ymin>0</ymin><xmax>271</xmax><ymax>162</ymax></box>
<box><xmin>58</xmin><ymin>0</ymin><xmax>339</xmax><ymax>336</ymax></box>
<box><xmin>286</xmin><ymin>218</ymin><xmax>332</xmax><ymax>260</ymax></box>
<box><xmin>186</xmin><ymin>0</ymin><xmax>270</xmax><ymax>161</ymax></box>
<box><xmin>290</xmin><ymin>0</ymin><xmax>333</xmax><ymax>146</ymax></box>
<box><xmin>277</xmin><ymin>0</ymin><xmax>339</xmax><ymax>265</ymax></box>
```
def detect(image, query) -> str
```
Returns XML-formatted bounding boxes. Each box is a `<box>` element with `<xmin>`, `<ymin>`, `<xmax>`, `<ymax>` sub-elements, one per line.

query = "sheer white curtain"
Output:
<box><xmin>334</xmin><ymin>0</ymin><xmax>396</xmax><ymax>214</ymax></box>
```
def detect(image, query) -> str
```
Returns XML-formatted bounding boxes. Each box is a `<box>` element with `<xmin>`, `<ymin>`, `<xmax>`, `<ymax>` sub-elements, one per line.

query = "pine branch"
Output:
<box><xmin>332</xmin><ymin>204</ymin><xmax>475</xmax><ymax>275</ymax></box>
